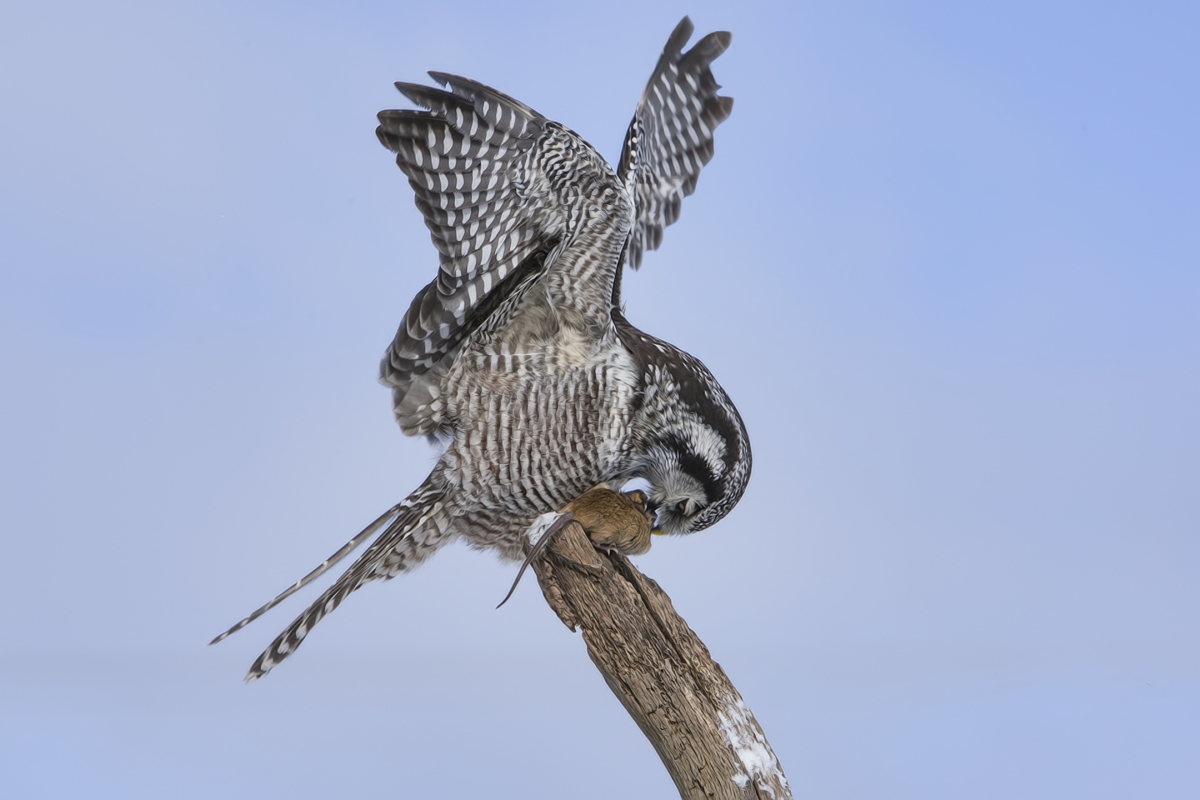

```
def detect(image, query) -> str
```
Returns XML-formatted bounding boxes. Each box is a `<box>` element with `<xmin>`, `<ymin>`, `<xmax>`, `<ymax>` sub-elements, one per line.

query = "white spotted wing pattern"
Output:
<box><xmin>212</xmin><ymin>17</ymin><xmax>747</xmax><ymax>682</ymax></box>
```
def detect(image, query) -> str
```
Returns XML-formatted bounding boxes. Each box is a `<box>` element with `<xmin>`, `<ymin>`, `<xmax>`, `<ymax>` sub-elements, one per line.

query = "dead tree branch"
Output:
<box><xmin>530</xmin><ymin>514</ymin><xmax>791</xmax><ymax>799</ymax></box>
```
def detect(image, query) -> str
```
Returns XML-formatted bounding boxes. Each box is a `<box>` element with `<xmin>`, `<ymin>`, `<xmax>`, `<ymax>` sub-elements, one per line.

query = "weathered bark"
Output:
<box><xmin>531</xmin><ymin>519</ymin><xmax>791</xmax><ymax>800</ymax></box>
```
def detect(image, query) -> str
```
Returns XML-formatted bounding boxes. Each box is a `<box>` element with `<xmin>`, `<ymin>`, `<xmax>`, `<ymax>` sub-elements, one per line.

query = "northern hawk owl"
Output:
<box><xmin>213</xmin><ymin>17</ymin><xmax>751</xmax><ymax>681</ymax></box>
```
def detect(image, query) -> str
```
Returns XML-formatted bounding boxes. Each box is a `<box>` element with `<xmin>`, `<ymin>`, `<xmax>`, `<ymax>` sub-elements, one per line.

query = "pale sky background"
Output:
<box><xmin>2</xmin><ymin>1</ymin><xmax>1197</xmax><ymax>797</ymax></box>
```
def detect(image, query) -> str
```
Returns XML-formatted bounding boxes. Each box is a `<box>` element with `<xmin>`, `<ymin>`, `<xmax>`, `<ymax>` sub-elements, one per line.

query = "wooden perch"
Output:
<box><xmin>528</xmin><ymin>497</ymin><xmax>791</xmax><ymax>800</ymax></box>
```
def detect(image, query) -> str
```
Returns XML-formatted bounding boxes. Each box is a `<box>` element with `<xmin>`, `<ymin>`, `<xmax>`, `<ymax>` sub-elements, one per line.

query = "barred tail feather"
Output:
<box><xmin>208</xmin><ymin>502</ymin><xmax>406</xmax><ymax>646</ymax></box>
<box><xmin>245</xmin><ymin>477</ymin><xmax>450</xmax><ymax>682</ymax></box>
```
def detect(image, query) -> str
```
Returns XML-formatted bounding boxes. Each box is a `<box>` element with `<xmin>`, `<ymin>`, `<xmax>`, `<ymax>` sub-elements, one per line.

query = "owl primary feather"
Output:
<box><xmin>212</xmin><ymin>16</ymin><xmax>751</xmax><ymax>681</ymax></box>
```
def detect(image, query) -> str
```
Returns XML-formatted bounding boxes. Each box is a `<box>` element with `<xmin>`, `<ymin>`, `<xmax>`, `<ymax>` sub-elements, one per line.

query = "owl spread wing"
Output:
<box><xmin>617</xmin><ymin>17</ymin><xmax>733</xmax><ymax>270</ymax></box>
<box><xmin>377</xmin><ymin>18</ymin><xmax>732</xmax><ymax>435</ymax></box>
<box><xmin>376</xmin><ymin>75</ymin><xmax>560</xmax><ymax>435</ymax></box>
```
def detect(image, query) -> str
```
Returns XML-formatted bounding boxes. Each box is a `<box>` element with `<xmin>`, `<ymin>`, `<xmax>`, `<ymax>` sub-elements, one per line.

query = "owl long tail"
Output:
<box><xmin>208</xmin><ymin>504</ymin><xmax>405</xmax><ymax>647</ymax></box>
<box><xmin>210</xmin><ymin>475</ymin><xmax>451</xmax><ymax>682</ymax></box>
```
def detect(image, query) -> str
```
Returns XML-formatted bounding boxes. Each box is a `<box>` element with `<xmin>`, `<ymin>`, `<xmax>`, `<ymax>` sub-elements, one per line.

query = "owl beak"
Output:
<box><xmin>651</xmin><ymin>527</ymin><xmax>667</xmax><ymax>536</ymax></box>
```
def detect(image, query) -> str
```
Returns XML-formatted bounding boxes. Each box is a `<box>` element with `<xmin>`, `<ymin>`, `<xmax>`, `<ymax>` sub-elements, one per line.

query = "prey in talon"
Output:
<box><xmin>496</xmin><ymin>485</ymin><xmax>656</xmax><ymax>608</ymax></box>
<box><xmin>567</xmin><ymin>484</ymin><xmax>656</xmax><ymax>556</ymax></box>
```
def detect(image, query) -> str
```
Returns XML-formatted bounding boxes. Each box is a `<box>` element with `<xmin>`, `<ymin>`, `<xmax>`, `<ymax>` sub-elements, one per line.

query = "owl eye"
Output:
<box><xmin>675</xmin><ymin>500</ymin><xmax>689</xmax><ymax>515</ymax></box>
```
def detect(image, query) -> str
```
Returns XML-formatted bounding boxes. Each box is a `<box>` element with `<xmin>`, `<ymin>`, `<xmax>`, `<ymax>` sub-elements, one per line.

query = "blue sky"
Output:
<box><xmin>2</xmin><ymin>1</ymin><xmax>1196</xmax><ymax>797</ymax></box>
